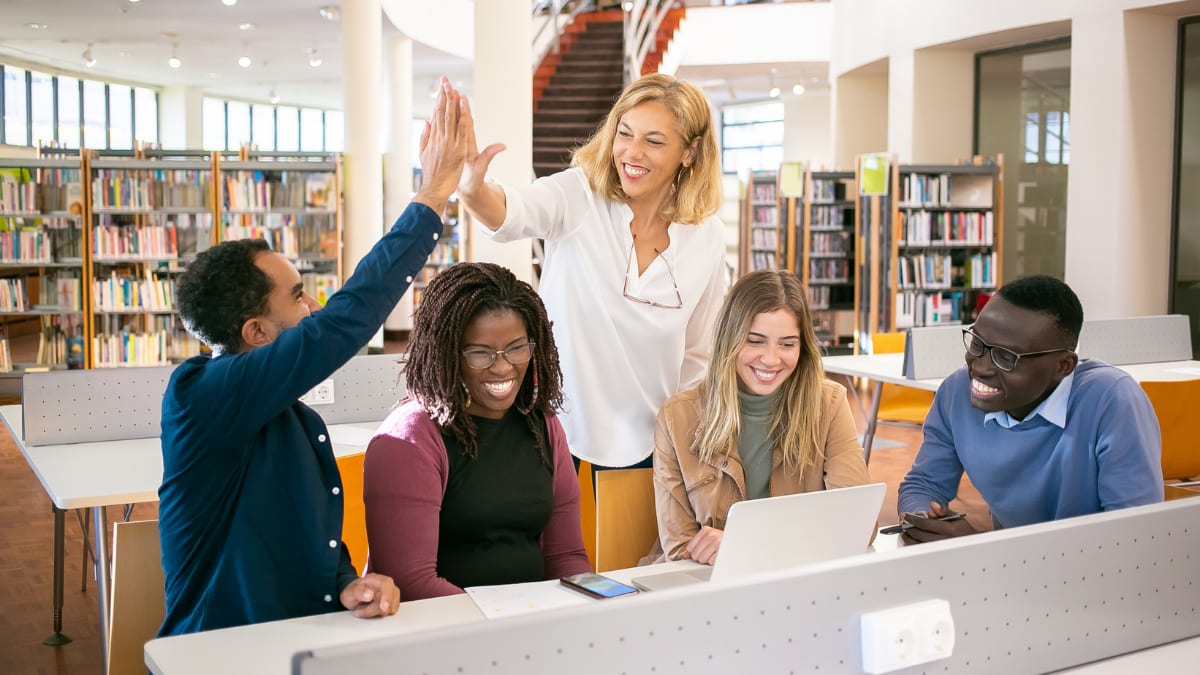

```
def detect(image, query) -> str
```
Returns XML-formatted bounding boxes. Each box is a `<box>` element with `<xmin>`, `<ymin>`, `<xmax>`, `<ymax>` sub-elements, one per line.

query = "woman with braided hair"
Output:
<box><xmin>363</xmin><ymin>262</ymin><xmax>590</xmax><ymax>600</ymax></box>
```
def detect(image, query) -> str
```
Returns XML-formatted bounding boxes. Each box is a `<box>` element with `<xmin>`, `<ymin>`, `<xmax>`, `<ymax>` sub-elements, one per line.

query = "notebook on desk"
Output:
<box><xmin>630</xmin><ymin>482</ymin><xmax>886</xmax><ymax>592</ymax></box>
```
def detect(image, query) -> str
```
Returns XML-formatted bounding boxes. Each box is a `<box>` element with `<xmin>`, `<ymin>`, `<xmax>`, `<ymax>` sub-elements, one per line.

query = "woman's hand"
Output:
<box><xmin>682</xmin><ymin>525</ymin><xmax>724</xmax><ymax>565</ymax></box>
<box><xmin>457</xmin><ymin>94</ymin><xmax>506</xmax><ymax>200</ymax></box>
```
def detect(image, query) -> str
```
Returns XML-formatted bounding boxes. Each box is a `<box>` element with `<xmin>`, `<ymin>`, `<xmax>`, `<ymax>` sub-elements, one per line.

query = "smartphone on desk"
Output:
<box><xmin>560</xmin><ymin>572</ymin><xmax>639</xmax><ymax>599</ymax></box>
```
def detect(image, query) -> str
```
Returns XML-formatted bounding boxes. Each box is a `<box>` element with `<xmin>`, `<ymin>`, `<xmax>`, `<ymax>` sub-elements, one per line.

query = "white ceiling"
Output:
<box><xmin>0</xmin><ymin>0</ymin><xmax>472</xmax><ymax>110</ymax></box>
<box><xmin>0</xmin><ymin>0</ymin><xmax>821</xmax><ymax>113</ymax></box>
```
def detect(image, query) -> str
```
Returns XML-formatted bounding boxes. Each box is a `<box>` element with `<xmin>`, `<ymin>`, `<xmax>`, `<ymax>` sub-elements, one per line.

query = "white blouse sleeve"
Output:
<box><xmin>484</xmin><ymin>169</ymin><xmax>590</xmax><ymax>243</ymax></box>
<box><xmin>679</xmin><ymin>230</ymin><xmax>728</xmax><ymax>389</ymax></box>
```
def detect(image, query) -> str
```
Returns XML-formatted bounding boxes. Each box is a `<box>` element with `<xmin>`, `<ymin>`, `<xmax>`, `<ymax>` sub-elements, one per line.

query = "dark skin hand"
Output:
<box><xmin>899</xmin><ymin>501</ymin><xmax>978</xmax><ymax>545</ymax></box>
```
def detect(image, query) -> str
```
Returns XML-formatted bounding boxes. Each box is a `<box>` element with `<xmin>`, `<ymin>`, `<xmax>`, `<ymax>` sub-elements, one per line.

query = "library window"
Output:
<box><xmin>4</xmin><ymin>67</ymin><xmax>29</xmax><ymax>146</ymax></box>
<box><xmin>202</xmin><ymin>98</ymin><xmax>227</xmax><ymax>151</ymax></box>
<box><xmin>300</xmin><ymin>108</ymin><xmax>324</xmax><ymax>151</ymax></box>
<box><xmin>0</xmin><ymin>62</ymin><xmax>158</xmax><ymax>149</ymax></box>
<box><xmin>252</xmin><ymin>104</ymin><xmax>276</xmax><ymax>151</ymax></box>
<box><xmin>325</xmin><ymin>110</ymin><xmax>344</xmax><ymax>152</ymax></box>
<box><xmin>276</xmin><ymin>106</ymin><xmax>300</xmax><ymax>151</ymax></box>
<box><xmin>227</xmin><ymin>101</ymin><xmax>251</xmax><ymax>149</ymax></box>
<box><xmin>721</xmin><ymin>101</ymin><xmax>784</xmax><ymax>175</ymax></box>
<box><xmin>976</xmin><ymin>39</ymin><xmax>1071</xmax><ymax>282</ymax></box>
<box><xmin>202</xmin><ymin>96</ymin><xmax>343</xmax><ymax>153</ymax></box>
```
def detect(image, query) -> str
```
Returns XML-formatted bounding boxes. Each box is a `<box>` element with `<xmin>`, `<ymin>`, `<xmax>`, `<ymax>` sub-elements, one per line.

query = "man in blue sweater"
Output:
<box><xmin>898</xmin><ymin>275</ymin><xmax>1163</xmax><ymax>544</ymax></box>
<box><xmin>157</xmin><ymin>79</ymin><xmax>468</xmax><ymax>636</ymax></box>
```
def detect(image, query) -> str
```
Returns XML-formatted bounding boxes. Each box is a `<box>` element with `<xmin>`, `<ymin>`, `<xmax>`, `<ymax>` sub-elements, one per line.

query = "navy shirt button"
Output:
<box><xmin>332</xmin><ymin>486</ymin><xmax>341</xmax><ymax>495</ymax></box>
<box><xmin>433</xmin><ymin>232</ymin><xmax>440</xmax><ymax>241</ymax></box>
<box><xmin>324</xmin><ymin>594</ymin><xmax>333</xmax><ymax>603</ymax></box>
<box><xmin>328</xmin><ymin>539</ymin><xmax>338</xmax><ymax>548</ymax></box>
<box><xmin>406</xmin><ymin>275</ymin><xmax>413</xmax><ymax>283</ymax></box>
<box><xmin>317</xmin><ymin>434</ymin><xmax>327</xmax><ymax>443</ymax></box>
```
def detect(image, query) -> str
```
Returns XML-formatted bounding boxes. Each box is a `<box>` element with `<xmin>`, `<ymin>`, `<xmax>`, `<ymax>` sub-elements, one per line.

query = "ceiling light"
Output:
<box><xmin>129</xmin><ymin>0</ymin><xmax>141</xmax><ymax>3</ymax></box>
<box><xmin>269</xmin><ymin>87</ymin><xmax>280</xmax><ymax>105</ymax></box>
<box><xmin>768</xmin><ymin>70</ymin><xmax>779</xmax><ymax>98</ymax></box>
<box><xmin>307</xmin><ymin>47</ymin><xmax>322</xmax><ymax>68</ymax></box>
<box><xmin>82</xmin><ymin>44</ymin><xmax>96</xmax><ymax>68</ymax></box>
<box><xmin>26</xmin><ymin>22</ymin><xmax>48</xmax><ymax>29</ymax></box>
<box><xmin>238</xmin><ymin>54</ymin><xmax>251</xmax><ymax>68</ymax></box>
<box><xmin>319</xmin><ymin>5</ymin><xmax>340</xmax><ymax>21</ymax></box>
<box><xmin>168</xmin><ymin>42</ymin><xmax>181</xmax><ymax>69</ymax></box>
<box><xmin>222</xmin><ymin>0</ymin><xmax>238</xmax><ymax>6</ymax></box>
<box><xmin>239</xmin><ymin>23</ymin><xmax>255</xmax><ymax>31</ymax></box>
<box><xmin>792</xmin><ymin>84</ymin><xmax>805</xmax><ymax>96</ymax></box>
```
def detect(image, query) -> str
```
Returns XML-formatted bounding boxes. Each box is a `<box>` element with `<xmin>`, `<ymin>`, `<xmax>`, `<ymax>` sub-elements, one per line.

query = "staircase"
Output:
<box><xmin>532</xmin><ymin>12</ymin><xmax>626</xmax><ymax>178</ymax></box>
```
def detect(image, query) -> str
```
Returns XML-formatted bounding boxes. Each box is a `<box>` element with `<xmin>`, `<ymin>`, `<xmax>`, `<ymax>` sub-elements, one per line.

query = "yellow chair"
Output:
<box><xmin>336</xmin><ymin>453</ymin><xmax>369</xmax><ymax>574</ymax></box>
<box><xmin>594</xmin><ymin>468</ymin><xmax>658</xmax><ymax>573</ymax></box>
<box><xmin>577</xmin><ymin>461</ymin><xmax>597</xmax><ymax>570</ymax></box>
<box><xmin>107</xmin><ymin>519</ymin><xmax>164</xmax><ymax>675</ymax></box>
<box><xmin>1140</xmin><ymin>380</ymin><xmax>1200</xmax><ymax>481</ymax></box>
<box><xmin>873</xmin><ymin>331</ymin><xmax>935</xmax><ymax>425</ymax></box>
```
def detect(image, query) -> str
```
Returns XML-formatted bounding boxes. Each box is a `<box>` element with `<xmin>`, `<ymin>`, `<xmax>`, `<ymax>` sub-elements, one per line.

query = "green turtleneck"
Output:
<box><xmin>736</xmin><ymin>388</ymin><xmax>780</xmax><ymax>500</ymax></box>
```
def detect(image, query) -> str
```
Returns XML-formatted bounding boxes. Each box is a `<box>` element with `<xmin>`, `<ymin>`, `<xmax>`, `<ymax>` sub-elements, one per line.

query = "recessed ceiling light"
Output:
<box><xmin>792</xmin><ymin>84</ymin><xmax>806</xmax><ymax>96</ymax></box>
<box><xmin>26</xmin><ymin>22</ymin><xmax>48</xmax><ymax>30</ymax></box>
<box><xmin>319</xmin><ymin>5</ymin><xmax>340</xmax><ymax>21</ymax></box>
<box><xmin>82</xmin><ymin>44</ymin><xmax>96</xmax><ymax>68</ymax></box>
<box><xmin>238</xmin><ymin>54</ymin><xmax>251</xmax><ymax>68</ymax></box>
<box><xmin>239</xmin><ymin>23</ymin><xmax>254</xmax><ymax>31</ymax></box>
<box><xmin>222</xmin><ymin>0</ymin><xmax>237</xmax><ymax>6</ymax></box>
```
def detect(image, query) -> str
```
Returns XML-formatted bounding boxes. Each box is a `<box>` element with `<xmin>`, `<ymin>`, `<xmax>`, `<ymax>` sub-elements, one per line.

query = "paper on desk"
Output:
<box><xmin>465</xmin><ymin>579</ymin><xmax>590</xmax><ymax>619</ymax></box>
<box><xmin>1164</xmin><ymin>367</ymin><xmax>1200</xmax><ymax>376</ymax></box>
<box><xmin>328</xmin><ymin>425</ymin><xmax>377</xmax><ymax>448</ymax></box>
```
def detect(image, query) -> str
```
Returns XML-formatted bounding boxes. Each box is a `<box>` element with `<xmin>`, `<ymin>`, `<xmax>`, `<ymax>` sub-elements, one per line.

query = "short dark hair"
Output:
<box><xmin>996</xmin><ymin>275</ymin><xmax>1084</xmax><ymax>344</ymax></box>
<box><xmin>177</xmin><ymin>239</ymin><xmax>273</xmax><ymax>355</ymax></box>
<box><xmin>405</xmin><ymin>262</ymin><xmax>564</xmax><ymax>462</ymax></box>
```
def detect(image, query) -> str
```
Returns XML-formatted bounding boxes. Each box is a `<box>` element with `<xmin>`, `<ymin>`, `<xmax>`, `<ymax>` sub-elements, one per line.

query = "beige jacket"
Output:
<box><xmin>646</xmin><ymin>379</ymin><xmax>872</xmax><ymax>563</ymax></box>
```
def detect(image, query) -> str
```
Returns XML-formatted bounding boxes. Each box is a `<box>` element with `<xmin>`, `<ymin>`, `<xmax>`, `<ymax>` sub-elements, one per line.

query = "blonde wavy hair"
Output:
<box><xmin>571</xmin><ymin>73</ymin><xmax>722</xmax><ymax>224</ymax></box>
<box><xmin>695</xmin><ymin>269</ymin><xmax>827</xmax><ymax>472</ymax></box>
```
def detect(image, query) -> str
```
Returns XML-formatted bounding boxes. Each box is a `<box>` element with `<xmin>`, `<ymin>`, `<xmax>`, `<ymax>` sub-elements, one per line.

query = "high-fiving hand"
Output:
<box><xmin>414</xmin><ymin>77</ymin><xmax>470</xmax><ymax>214</ymax></box>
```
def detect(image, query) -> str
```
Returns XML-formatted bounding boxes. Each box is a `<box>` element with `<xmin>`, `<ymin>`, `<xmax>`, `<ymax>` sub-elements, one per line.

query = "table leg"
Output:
<box><xmin>863</xmin><ymin>381</ymin><xmax>883</xmax><ymax>465</ymax></box>
<box><xmin>77</xmin><ymin>509</ymin><xmax>91</xmax><ymax>592</ymax></box>
<box><xmin>93</xmin><ymin>505</ymin><xmax>111</xmax><ymax>669</ymax></box>
<box><xmin>42</xmin><ymin>506</ymin><xmax>71</xmax><ymax>646</ymax></box>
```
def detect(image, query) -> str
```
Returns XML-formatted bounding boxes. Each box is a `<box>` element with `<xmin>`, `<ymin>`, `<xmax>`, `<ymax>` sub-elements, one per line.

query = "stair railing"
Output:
<box><xmin>623</xmin><ymin>0</ymin><xmax>673</xmax><ymax>83</ymax></box>
<box><xmin>531</xmin><ymin>0</ymin><xmax>597</xmax><ymax>71</ymax></box>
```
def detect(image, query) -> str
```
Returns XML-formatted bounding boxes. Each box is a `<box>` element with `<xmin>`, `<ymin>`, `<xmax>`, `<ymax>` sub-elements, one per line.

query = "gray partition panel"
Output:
<box><xmin>902</xmin><ymin>324</ymin><xmax>964</xmax><ymax>379</ymax></box>
<box><xmin>22</xmin><ymin>366</ymin><xmax>174</xmax><ymax>446</ymax></box>
<box><xmin>311</xmin><ymin>353</ymin><xmax>406</xmax><ymax>425</ymax></box>
<box><xmin>1077</xmin><ymin>315</ymin><xmax>1192</xmax><ymax>365</ymax></box>
<box><xmin>295</xmin><ymin>499</ymin><xmax>1200</xmax><ymax>675</ymax></box>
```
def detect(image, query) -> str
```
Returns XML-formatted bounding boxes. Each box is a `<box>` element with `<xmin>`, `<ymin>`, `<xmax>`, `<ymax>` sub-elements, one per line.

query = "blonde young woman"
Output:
<box><xmin>452</xmin><ymin>74</ymin><xmax>727</xmax><ymax>471</ymax></box>
<box><xmin>649</xmin><ymin>269</ymin><xmax>872</xmax><ymax>564</ymax></box>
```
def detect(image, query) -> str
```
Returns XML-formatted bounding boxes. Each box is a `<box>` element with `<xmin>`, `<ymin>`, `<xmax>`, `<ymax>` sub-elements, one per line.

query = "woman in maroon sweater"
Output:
<box><xmin>364</xmin><ymin>262</ymin><xmax>591</xmax><ymax>600</ymax></box>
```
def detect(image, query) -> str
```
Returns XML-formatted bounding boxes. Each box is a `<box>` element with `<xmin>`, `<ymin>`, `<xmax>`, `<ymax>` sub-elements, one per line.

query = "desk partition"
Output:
<box><xmin>294</xmin><ymin>499</ymin><xmax>1200</xmax><ymax>675</ymax></box>
<box><xmin>1077</xmin><ymin>314</ymin><xmax>1193</xmax><ymax>365</ymax></box>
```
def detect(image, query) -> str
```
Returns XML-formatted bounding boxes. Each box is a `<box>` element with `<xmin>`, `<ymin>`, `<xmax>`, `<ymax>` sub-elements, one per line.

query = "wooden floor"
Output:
<box><xmin>0</xmin><ymin>371</ymin><xmax>987</xmax><ymax>675</ymax></box>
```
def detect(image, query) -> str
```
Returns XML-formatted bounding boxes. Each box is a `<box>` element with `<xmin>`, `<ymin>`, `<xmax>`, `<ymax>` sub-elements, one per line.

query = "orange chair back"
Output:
<box><xmin>594</xmin><ymin>468</ymin><xmax>657</xmax><ymax>573</ymax></box>
<box><xmin>1140</xmin><ymin>380</ymin><xmax>1200</xmax><ymax>481</ymax></box>
<box><xmin>336</xmin><ymin>452</ymin><xmax>369</xmax><ymax>574</ymax></box>
<box><xmin>873</xmin><ymin>331</ymin><xmax>935</xmax><ymax>425</ymax></box>
<box><xmin>577</xmin><ymin>461</ymin><xmax>597</xmax><ymax>569</ymax></box>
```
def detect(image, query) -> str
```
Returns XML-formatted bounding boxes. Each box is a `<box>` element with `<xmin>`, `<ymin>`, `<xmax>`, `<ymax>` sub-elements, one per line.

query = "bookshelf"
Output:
<box><xmin>790</xmin><ymin>169</ymin><xmax>857</xmax><ymax>354</ymax></box>
<box><xmin>738</xmin><ymin>169</ymin><xmax>781</xmax><ymax>275</ymax></box>
<box><xmin>0</xmin><ymin>157</ymin><xmax>87</xmax><ymax>376</ymax></box>
<box><xmin>893</xmin><ymin>158</ymin><xmax>1003</xmax><ymax>329</ymax></box>
<box><xmin>410</xmin><ymin>197</ymin><xmax>464</xmax><ymax>314</ymax></box>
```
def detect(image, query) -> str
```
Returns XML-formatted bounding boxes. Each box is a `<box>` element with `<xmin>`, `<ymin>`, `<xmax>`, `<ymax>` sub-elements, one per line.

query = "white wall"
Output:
<box><xmin>782</xmin><ymin>91</ymin><xmax>832</xmax><ymax>168</ymax></box>
<box><xmin>667</xmin><ymin>3</ymin><xmax>833</xmax><ymax>67</ymax></box>
<box><xmin>832</xmin><ymin>70</ymin><xmax>888</xmax><ymax>170</ymax></box>
<box><xmin>158</xmin><ymin>86</ymin><xmax>203</xmax><ymax>150</ymax></box>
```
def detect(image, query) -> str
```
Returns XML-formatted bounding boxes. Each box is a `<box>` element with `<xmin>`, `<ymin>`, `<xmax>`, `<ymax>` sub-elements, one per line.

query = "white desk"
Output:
<box><xmin>821</xmin><ymin>353</ymin><xmax>1200</xmax><ymax>461</ymax></box>
<box><xmin>144</xmin><ymin>560</ymin><xmax>704</xmax><ymax>675</ymax></box>
<box><xmin>0</xmin><ymin>404</ymin><xmax>382</xmax><ymax>660</ymax></box>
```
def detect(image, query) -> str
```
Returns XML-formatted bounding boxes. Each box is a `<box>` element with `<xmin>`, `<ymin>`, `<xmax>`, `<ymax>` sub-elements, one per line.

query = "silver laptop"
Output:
<box><xmin>630</xmin><ymin>482</ymin><xmax>886</xmax><ymax>591</ymax></box>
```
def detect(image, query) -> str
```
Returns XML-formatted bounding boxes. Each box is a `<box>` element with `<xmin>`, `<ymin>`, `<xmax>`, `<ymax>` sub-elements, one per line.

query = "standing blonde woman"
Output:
<box><xmin>649</xmin><ymin>269</ymin><xmax>872</xmax><ymax>564</ymax></box>
<box><xmin>453</xmin><ymin>74</ymin><xmax>727</xmax><ymax>471</ymax></box>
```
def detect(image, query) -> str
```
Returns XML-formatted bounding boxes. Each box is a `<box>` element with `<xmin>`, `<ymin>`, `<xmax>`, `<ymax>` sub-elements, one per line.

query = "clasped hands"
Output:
<box><xmin>898</xmin><ymin>501</ymin><xmax>977</xmax><ymax>546</ymax></box>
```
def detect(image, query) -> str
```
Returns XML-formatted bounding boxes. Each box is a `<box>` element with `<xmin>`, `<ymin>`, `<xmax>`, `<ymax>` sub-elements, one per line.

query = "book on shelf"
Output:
<box><xmin>305</xmin><ymin>174</ymin><xmax>336</xmax><ymax>209</ymax></box>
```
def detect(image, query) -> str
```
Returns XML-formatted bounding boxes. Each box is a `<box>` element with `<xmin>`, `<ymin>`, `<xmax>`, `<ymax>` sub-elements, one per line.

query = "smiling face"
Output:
<box><xmin>735</xmin><ymin>309</ymin><xmax>801</xmax><ymax>396</ymax></box>
<box><xmin>460</xmin><ymin>309</ymin><xmax>531</xmax><ymax>420</ymax></box>
<box><xmin>611</xmin><ymin>100</ymin><xmax>695</xmax><ymax>210</ymax></box>
<box><xmin>243</xmin><ymin>251</ymin><xmax>321</xmax><ymax>350</ymax></box>
<box><xmin>966</xmin><ymin>295</ymin><xmax>1078</xmax><ymax>421</ymax></box>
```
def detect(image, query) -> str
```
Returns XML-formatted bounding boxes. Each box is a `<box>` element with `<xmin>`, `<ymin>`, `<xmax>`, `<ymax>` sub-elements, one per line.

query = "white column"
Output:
<box><xmin>342</xmin><ymin>0</ymin><xmax>384</xmax><ymax>348</ymax></box>
<box><xmin>910</xmin><ymin>48</ymin><xmax>974</xmax><ymax>164</ymax></box>
<box><xmin>782</xmin><ymin>91</ymin><xmax>831</xmax><ymax>168</ymax></box>
<box><xmin>384</xmin><ymin>36</ymin><xmax>417</xmax><ymax>331</ymax></box>
<box><xmin>158</xmin><ymin>86</ymin><xmax>203</xmax><ymax>149</ymax></box>
<box><xmin>471</xmin><ymin>0</ymin><xmax>534</xmax><ymax>283</ymax></box>
<box><xmin>886</xmin><ymin>49</ymin><xmax>915</xmax><ymax>163</ymax></box>
<box><xmin>1064</xmin><ymin>9</ymin><xmax>1176</xmax><ymax>318</ymax></box>
<box><xmin>831</xmin><ymin>70</ymin><xmax>888</xmax><ymax>170</ymax></box>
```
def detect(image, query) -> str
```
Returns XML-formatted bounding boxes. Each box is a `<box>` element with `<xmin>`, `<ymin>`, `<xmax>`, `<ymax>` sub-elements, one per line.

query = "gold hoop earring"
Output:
<box><xmin>462</xmin><ymin>383</ymin><xmax>472</xmax><ymax>409</ymax></box>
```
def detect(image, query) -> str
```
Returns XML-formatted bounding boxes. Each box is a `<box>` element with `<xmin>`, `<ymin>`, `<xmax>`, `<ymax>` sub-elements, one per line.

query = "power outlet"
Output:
<box><xmin>860</xmin><ymin>598</ymin><xmax>956</xmax><ymax>674</ymax></box>
<box><xmin>299</xmin><ymin>379</ymin><xmax>336</xmax><ymax>406</ymax></box>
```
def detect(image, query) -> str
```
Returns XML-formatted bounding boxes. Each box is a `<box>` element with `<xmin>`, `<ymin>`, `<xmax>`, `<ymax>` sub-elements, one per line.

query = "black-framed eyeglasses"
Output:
<box><xmin>461</xmin><ymin>342</ymin><xmax>535</xmax><ymax>370</ymax></box>
<box><xmin>961</xmin><ymin>327</ymin><xmax>1073</xmax><ymax>372</ymax></box>
<box><xmin>622</xmin><ymin>241</ymin><xmax>683</xmax><ymax>310</ymax></box>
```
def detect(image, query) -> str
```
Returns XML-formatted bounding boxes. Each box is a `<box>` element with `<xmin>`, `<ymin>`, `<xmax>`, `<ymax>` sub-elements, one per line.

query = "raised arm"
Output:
<box><xmin>454</xmin><ymin>91</ymin><xmax>509</xmax><ymax>230</ymax></box>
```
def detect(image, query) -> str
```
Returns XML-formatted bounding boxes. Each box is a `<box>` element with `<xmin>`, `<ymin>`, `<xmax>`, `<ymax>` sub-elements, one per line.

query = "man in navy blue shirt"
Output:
<box><xmin>158</xmin><ymin>79</ymin><xmax>469</xmax><ymax>636</ymax></box>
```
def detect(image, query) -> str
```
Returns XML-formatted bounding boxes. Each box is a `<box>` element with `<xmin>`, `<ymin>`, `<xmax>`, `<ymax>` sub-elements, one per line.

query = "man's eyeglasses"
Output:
<box><xmin>622</xmin><ymin>241</ymin><xmax>683</xmax><ymax>310</ymax></box>
<box><xmin>461</xmin><ymin>342</ymin><xmax>535</xmax><ymax>370</ymax></box>
<box><xmin>961</xmin><ymin>327</ymin><xmax>1073</xmax><ymax>372</ymax></box>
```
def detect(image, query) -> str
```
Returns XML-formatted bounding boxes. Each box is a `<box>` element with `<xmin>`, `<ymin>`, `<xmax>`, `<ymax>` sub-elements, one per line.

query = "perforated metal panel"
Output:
<box><xmin>295</xmin><ymin>499</ymin><xmax>1200</xmax><ymax>675</ymax></box>
<box><xmin>22</xmin><ymin>366</ymin><xmax>174</xmax><ymax>445</ymax></box>
<box><xmin>1078</xmin><ymin>315</ymin><xmax>1192</xmax><ymax>365</ymax></box>
<box><xmin>313</xmin><ymin>354</ymin><xmax>406</xmax><ymax>425</ymax></box>
<box><xmin>903</xmin><ymin>325</ymin><xmax>964</xmax><ymax>379</ymax></box>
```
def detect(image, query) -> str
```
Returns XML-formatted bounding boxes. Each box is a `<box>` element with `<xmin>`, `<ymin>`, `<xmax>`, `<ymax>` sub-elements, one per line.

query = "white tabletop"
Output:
<box><xmin>0</xmin><ymin>404</ymin><xmax>381</xmax><ymax>510</ymax></box>
<box><xmin>821</xmin><ymin>353</ymin><xmax>1200</xmax><ymax>391</ymax></box>
<box><xmin>143</xmin><ymin>560</ymin><xmax>704</xmax><ymax>675</ymax></box>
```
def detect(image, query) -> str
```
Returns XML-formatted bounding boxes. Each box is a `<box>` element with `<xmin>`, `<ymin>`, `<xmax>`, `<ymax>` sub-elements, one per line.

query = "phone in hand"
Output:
<box><xmin>560</xmin><ymin>572</ymin><xmax>639</xmax><ymax>599</ymax></box>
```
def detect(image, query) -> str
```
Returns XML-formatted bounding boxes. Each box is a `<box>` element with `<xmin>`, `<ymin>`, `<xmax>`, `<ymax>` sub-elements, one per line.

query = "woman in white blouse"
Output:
<box><xmin>454</xmin><ymin>73</ymin><xmax>727</xmax><ymax>470</ymax></box>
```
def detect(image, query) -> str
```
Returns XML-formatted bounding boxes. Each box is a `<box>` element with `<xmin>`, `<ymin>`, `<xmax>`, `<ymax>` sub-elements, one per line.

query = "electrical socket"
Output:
<box><xmin>860</xmin><ymin>598</ymin><xmax>956</xmax><ymax>674</ymax></box>
<box><xmin>299</xmin><ymin>379</ymin><xmax>336</xmax><ymax>406</ymax></box>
